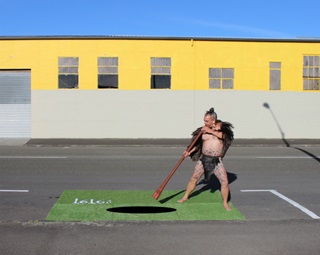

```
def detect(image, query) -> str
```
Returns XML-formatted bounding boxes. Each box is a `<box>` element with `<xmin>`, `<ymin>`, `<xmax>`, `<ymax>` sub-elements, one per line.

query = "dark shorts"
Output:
<box><xmin>200</xmin><ymin>155</ymin><xmax>220</xmax><ymax>181</ymax></box>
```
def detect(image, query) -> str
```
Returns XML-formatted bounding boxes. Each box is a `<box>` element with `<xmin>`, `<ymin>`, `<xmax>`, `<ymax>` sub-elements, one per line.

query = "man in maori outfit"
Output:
<box><xmin>178</xmin><ymin>108</ymin><xmax>234</xmax><ymax>211</ymax></box>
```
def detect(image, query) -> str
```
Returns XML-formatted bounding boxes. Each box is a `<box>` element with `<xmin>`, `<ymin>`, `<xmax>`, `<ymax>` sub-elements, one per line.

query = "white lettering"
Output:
<box><xmin>73</xmin><ymin>198</ymin><xmax>112</xmax><ymax>205</ymax></box>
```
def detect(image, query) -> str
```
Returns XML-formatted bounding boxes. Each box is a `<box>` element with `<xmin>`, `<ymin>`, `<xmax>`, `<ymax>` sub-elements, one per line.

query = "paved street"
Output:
<box><xmin>1</xmin><ymin>140</ymin><xmax>320</xmax><ymax>254</ymax></box>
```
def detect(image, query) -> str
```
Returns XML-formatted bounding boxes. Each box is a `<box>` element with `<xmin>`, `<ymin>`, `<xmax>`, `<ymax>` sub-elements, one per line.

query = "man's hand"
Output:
<box><xmin>183</xmin><ymin>150</ymin><xmax>191</xmax><ymax>158</ymax></box>
<box><xmin>201</xmin><ymin>126</ymin><xmax>213</xmax><ymax>134</ymax></box>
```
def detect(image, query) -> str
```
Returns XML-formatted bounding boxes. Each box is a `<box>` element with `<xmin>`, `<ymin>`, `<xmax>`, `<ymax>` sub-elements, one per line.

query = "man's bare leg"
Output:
<box><xmin>220</xmin><ymin>182</ymin><xmax>231</xmax><ymax>211</ymax></box>
<box><xmin>214</xmin><ymin>163</ymin><xmax>232</xmax><ymax>211</ymax></box>
<box><xmin>178</xmin><ymin>161</ymin><xmax>203</xmax><ymax>203</ymax></box>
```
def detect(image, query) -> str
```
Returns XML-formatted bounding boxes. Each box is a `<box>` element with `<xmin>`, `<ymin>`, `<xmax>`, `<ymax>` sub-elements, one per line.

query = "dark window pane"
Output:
<box><xmin>58</xmin><ymin>75</ymin><xmax>78</xmax><ymax>89</ymax></box>
<box><xmin>98</xmin><ymin>75</ymin><xmax>118</xmax><ymax>89</ymax></box>
<box><xmin>151</xmin><ymin>75</ymin><xmax>171</xmax><ymax>89</ymax></box>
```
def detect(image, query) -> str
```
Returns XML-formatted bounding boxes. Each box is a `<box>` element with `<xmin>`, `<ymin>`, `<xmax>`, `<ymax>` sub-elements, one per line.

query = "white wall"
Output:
<box><xmin>196</xmin><ymin>90</ymin><xmax>319</xmax><ymax>139</ymax></box>
<box><xmin>32</xmin><ymin>90</ymin><xmax>320</xmax><ymax>139</ymax></box>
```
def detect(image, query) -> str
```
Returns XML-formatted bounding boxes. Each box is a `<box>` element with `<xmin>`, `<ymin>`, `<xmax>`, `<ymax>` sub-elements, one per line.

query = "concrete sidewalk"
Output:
<box><xmin>1</xmin><ymin>137</ymin><xmax>319</xmax><ymax>147</ymax></box>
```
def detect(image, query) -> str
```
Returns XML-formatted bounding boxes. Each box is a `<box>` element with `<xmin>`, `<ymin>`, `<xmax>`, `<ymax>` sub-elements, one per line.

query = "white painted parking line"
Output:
<box><xmin>229</xmin><ymin>156</ymin><xmax>320</xmax><ymax>159</ymax></box>
<box><xmin>255</xmin><ymin>156</ymin><xmax>320</xmax><ymax>159</ymax></box>
<box><xmin>0</xmin><ymin>190</ymin><xmax>29</xmax><ymax>192</ymax></box>
<box><xmin>241</xmin><ymin>189</ymin><xmax>320</xmax><ymax>219</ymax></box>
<box><xmin>0</xmin><ymin>156</ymin><xmax>67</xmax><ymax>159</ymax></box>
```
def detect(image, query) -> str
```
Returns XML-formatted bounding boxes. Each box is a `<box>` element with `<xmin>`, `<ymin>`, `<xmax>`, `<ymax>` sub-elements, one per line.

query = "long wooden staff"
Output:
<box><xmin>152</xmin><ymin>130</ymin><xmax>202</xmax><ymax>200</ymax></box>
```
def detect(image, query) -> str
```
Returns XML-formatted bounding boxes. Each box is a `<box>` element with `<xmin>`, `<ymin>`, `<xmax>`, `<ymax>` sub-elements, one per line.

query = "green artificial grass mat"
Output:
<box><xmin>46</xmin><ymin>190</ymin><xmax>245</xmax><ymax>221</ymax></box>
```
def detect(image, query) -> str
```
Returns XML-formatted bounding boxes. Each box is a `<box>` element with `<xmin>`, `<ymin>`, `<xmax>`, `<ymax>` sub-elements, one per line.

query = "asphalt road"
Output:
<box><xmin>1</xmin><ymin>141</ymin><xmax>320</xmax><ymax>254</ymax></box>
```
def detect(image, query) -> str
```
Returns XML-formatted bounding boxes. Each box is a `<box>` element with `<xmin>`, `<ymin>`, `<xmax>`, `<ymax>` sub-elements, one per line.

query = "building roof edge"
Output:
<box><xmin>1</xmin><ymin>35</ymin><xmax>320</xmax><ymax>43</ymax></box>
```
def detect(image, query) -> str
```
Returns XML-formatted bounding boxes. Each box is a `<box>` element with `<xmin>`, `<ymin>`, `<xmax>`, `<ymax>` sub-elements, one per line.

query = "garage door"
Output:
<box><xmin>0</xmin><ymin>70</ymin><xmax>31</xmax><ymax>137</ymax></box>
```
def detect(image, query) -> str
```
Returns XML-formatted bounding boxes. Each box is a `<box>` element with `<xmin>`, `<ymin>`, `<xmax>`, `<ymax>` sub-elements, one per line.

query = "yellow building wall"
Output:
<box><xmin>193</xmin><ymin>40</ymin><xmax>320</xmax><ymax>91</ymax></box>
<box><xmin>0</xmin><ymin>38</ymin><xmax>320</xmax><ymax>91</ymax></box>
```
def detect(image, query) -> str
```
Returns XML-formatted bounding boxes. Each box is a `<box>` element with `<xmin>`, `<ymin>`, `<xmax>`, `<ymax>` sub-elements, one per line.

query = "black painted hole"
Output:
<box><xmin>107</xmin><ymin>206</ymin><xmax>176</xmax><ymax>214</ymax></box>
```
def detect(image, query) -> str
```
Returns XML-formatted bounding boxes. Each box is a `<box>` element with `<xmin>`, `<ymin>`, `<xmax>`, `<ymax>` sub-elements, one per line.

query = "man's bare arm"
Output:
<box><xmin>202</xmin><ymin>126</ymin><xmax>223</xmax><ymax>139</ymax></box>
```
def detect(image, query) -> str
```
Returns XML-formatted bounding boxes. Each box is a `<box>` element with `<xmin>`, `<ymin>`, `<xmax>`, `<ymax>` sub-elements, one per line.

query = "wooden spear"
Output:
<box><xmin>152</xmin><ymin>130</ymin><xmax>202</xmax><ymax>200</ymax></box>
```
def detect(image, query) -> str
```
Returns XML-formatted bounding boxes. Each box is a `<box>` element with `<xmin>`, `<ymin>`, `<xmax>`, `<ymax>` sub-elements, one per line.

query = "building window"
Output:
<box><xmin>151</xmin><ymin>57</ymin><xmax>171</xmax><ymax>89</ymax></box>
<box><xmin>303</xmin><ymin>55</ymin><xmax>320</xmax><ymax>90</ymax></box>
<box><xmin>269</xmin><ymin>62</ymin><xmax>281</xmax><ymax>90</ymax></box>
<box><xmin>98</xmin><ymin>57</ymin><xmax>118</xmax><ymax>89</ymax></box>
<box><xmin>209</xmin><ymin>68</ymin><xmax>234</xmax><ymax>89</ymax></box>
<box><xmin>58</xmin><ymin>57</ymin><xmax>79</xmax><ymax>89</ymax></box>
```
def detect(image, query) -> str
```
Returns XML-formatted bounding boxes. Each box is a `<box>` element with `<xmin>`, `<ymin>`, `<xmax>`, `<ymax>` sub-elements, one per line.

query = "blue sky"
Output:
<box><xmin>0</xmin><ymin>0</ymin><xmax>319</xmax><ymax>39</ymax></box>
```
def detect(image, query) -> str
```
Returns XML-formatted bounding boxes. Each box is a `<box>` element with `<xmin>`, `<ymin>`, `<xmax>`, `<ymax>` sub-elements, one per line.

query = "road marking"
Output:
<box><xmin>0</xmin><ymin>156</ymin><xmax>67</xmax><ymax>159</ymax></box>
<box><xmin>230</xmin><ymin>156</ymin><xmax>320</xmax><ymax>159</ymax></box>
<box><xmin>0</xmin><ymin>155</ymin><xmax>318</xmax><ymax>159</ymax></box>
<box><xmin>241</xmin><ymin>189</ymin><xmax>320</xmax><ymax>219</ymax></box>
<box><xmin>255</xmin><ymin>156</ymin><xmax>320</xmax><ymax>159</ymax></box>
<box><xmin>0</xmin><ymin>190</ymin><xmax>29</xmax><ymax>192</ymax></box>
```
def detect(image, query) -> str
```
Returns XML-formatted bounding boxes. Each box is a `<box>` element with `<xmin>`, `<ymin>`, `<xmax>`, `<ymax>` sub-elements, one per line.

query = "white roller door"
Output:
<box><xmin>0</xmin><ymin>70</ymin><xmax>31</xmax><ymax>137</ymax></box>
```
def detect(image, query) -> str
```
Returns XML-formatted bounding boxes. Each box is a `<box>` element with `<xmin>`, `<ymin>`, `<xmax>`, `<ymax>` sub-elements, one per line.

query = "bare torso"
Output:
<box><xmin>201</xmin><ymin>133</ymin><xmax>223</xmax><ymax>156</ymax></box>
